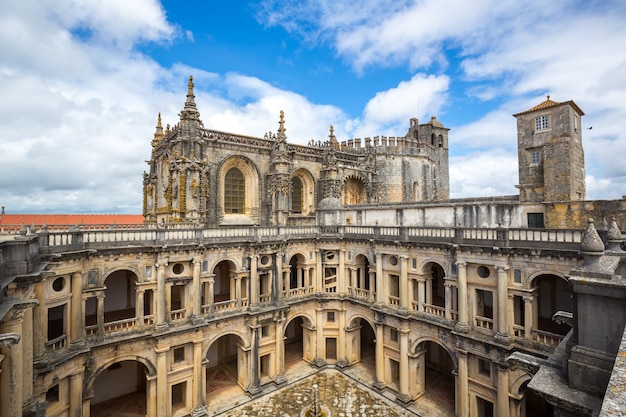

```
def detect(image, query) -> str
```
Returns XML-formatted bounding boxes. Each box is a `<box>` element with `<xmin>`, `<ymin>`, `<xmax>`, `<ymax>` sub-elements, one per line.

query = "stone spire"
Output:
<box><xmin>152</xmin><ymin>113</ymin><xmax>164</xmax><ymax>147</ymax></box>
<box><xmin>277</xmin><ymin>110</ymin><xmax>287</xmax><ymax>142</ymax></box>
<box><xmin>179</xmin><ymin>75</ymin><xmax>202</xmax><ymax>124</ymax></box>
<box><xmin>328</xmin><ymin>125</ymin><xmax>339</xmax><ymax>150</ymax></box>
<box><xmin>185</xmin><ymin>75</ymin><xmax>197</xmax><ymax>110</ymax></box>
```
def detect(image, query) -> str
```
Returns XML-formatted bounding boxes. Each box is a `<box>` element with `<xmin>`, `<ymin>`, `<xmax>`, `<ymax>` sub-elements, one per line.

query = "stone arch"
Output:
<box><xmin>346</xmin><ymin>313</ymin><xmax>376</xmax><ymax>332</ymax></box>
<box><xmin>529</xmin><ymin>273</ymin><xmax>572</xmax><ymax>335</ymax></box>
<box><xmin>342</xmin><ymin>175</ymin><xmax>368</xmax><ymax>205</ymax></box>
<box><xmin>410</xmin><ymin>336</ymin><xmax>457</xmax><ymax>371</ymax></box>
<box><xmin>284</xmin><ymin>313</ymin><xmax>315</xmax><ymax>365</ymax></box>
<box><xmin>419</xmin><ymin>260</ymin><xmax>448</xmax><ymax>309</ymax></box>
<box><xmin>84</xmin><ymin>355</ymin><xmax>157</xmax><ymax>408</ymax></box>
<box><xmin>211</xmin><ymin>259</ymin><xmax>241</xmax><ymax>304</ymax></box>
<box><xmin>218</xmin><ymin>155</ymin><xmax>260</xmax><ymax>221</ymax></box>
<box><xmin>100</xmin><ymin>265</ymin><xmax>142</xmax><ymax>286</ymax></box>
<box><xmin>510</xmin><ymin>372</ymin><xmax>532</xmax><ymax>397</ymax></box>
<box><xmin>410</xmin><ymin>337</ymin><xmax>457</xmax><ymax>413</ymax></box>
<box><xmin>204</xmin><ymin>330</ymin><xmax>249</xmax><ymax>358</ymax></box>
<box><xmin>287</xmin><ymin>252</ymin><xmax>309</xmax><ymax>291</ymax></box>
<box><xmin>86</xmin><ymin>355</ymin><xmax>157</xmax><ymax>395</ymax></box>
<box><xmin>291</xmin><ymin>168</ymin><xmax>315</xmax><ymax>215</ymax></box>
<box><xmin>284</xmin><ymin>312</ymin><xmax>314</xmax><ymax>330</ymax></box>
<box><xmin>205</xmin><ymin>332</ymin><xmax>249</xmax><ymax>398</ymax></box>
<box><xmin>205</xmin><ymin>256</ymin><xmax>242</xmax><ymax>276</ymax></box>
<box><xmin>349</xmin><ymin>253</ymin><xmax>373</xmax><ymax>295</ymax></box>
<box><xmin>526</xmin><ymin>270</ymin><xmax>568</xmax><ymax>290</ymax></box>
<box><xmin>417</xmin><ymin>258</ymin><xmax>449</xmax><ymax>276</ymax></box>
<box><xmin>102</xmin><ymin>269</ymin><xmax>140</xmax><ymax>323</ymax></box>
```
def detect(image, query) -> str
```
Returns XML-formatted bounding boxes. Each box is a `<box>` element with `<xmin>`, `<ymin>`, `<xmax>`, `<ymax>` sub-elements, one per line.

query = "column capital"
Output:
<box><xmin>456</xmin><ymin>261</ymin><xmax>467</xmax><ymax>268</ymax></box>
<box><xmin>495</xmin><ymin>265</ymin><xmax>510</xmax><ymax>272</ymax></box>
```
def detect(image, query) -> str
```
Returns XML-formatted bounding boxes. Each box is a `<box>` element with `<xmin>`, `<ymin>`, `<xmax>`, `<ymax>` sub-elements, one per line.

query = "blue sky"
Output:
<box><xmin>1</xmin><ymin>0</ymin><xmax>625</xmax><ymax>213</ymax></box>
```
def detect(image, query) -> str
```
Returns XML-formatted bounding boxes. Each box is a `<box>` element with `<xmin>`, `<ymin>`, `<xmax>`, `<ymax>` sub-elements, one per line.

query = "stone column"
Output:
<box><xmin>315</xmin><ymin>250</ymin><xmax>323</xmax><ymax>292</ymax></box>
<box><xmin>96</xmin><ymin>293</ymin><xmax>105</xmax><ymax>339</ymax></box>
<box><xmin>337</xmin><ymin>309</ymin><xmax>347</xmax><ymax>367</ymax></box>
<box><xmin>523</xmin><ymin>295</ymin><xmax>533</xmax><ymax>339</ymax></box>
<box><xmin>21</xmin><ymin>304</ymin><xmax>34</xmax><ymax>408</ymax></box>
<box><xmin>297</xmin><ymin>265</ymin><xmax>304</xmax><ymax>289</ymax></box>
<box><xmin>146</xmin><ymin>375</ymin><xmax>157</xmax><ymax>417</ymax></box>
<box><xmin>191</xmin><ymin>260</ymin><xmax>202</xmax><ymax>321</ymax></box>
<box><xmin>397</xmin><ymin>324</ymin><xmax>410</xmax><ymax>403</ymax></box>
<box><xmin>249</xmin><ymin>256</ymin><xmax>259</xmax><ymax>306</ymax></box>
<box><xmin>207</xmin><ymin>275</ymin><xmax>215</xmax><ymax>314</ymax></box>
<box><xmin>375</xmin><ymin>253</ymin><xmax>384</xmax><ymax>305</ymax></box>
<box><xmin>155</xmin><ymin>263</ymin><xmax>168</xmax><ymax>331</ymax></box>
<box><xmin>69</xmin><ymin>372</ymin><xmax>83</xmax><ymax>417</ymax></box>
<box><xmin>155</xmin><ymin>347</ymin><xmax>168</xmax><ymax>417</ymax></box>
<box><xmin>191</xmin><ymin>339</ymin><xmax>207</xmax><ymax>416</ymax></box>
<box><xmin>338</xmin><ymin>249</ymin><xmax>346</xmax><ymax>294</ymax></box>
<box><xmin>314</xmin><ymin>308</ymin><xmax>325</xmax><ymax>365</ymax></box>
<box><xmin>455</xmin><ymin>262</ymin><xmax>469</xmax><ymax>333</ymax></box>
<box><xmin>137</xmin><ymin>290</ymin><xmax>145</xmax><ymax>326</ymax></box>
<box><xmin>496</xmin><ymin>364</ymin><xmax>510</xmax><ymax>417</ymax></box>
<box><xmin>247</xmin><ymin>324</ymin><xmax>261</xmax><ymax>395</ymax></box>
<box><xmin>495</xmin><ymin>266</ymin><xmax>510</xmax><ymax>344</ymax></box>
<box><xmin>235</xmin><ymin>276</ymin><xmax>242</xmax><ymax>308</ymax></box>
<box><xmin>373</xmin><ymin>322</ymin><xmax>385</xmax><ymax>390</ymax></box>
<box><xmin>70</xmin><ymin>272</ymin><xmax>83</xmax><ymax>343</ymax></box>
<box><xmin>349</xmin><ymin>268</ymin><xmax>357</xmax><ymax>294</ymax></box>
<box><xmin>399</xmin><ymin>256</ymin><xmax>409</xmax><ymax>313</ymax></box>
<box><xmin>444</xmin><ymin>282</ymin><xmax>452</xmax><ymax>320</ymax></box>
<box><xmin>417</xmin><ymin>275</ymin><xmax>426</xmax><ymax>312</ymax></box>
<box><xmin>274</xmin><ymin>313</ymin><xmax>287</xmax><ymax>384</ymax></box>
<box><xmin>275</xmin><ymin>253</ymin><xmax>283</xmax><ymax>301</ymax></box>
<box><xmin>0</xmin><ymin>309</ymin><xmax>23</xmax><ymax>417</ymax></box>
<box><xmin>33</xmin><ymin>282</ymin><xmax>46</xmax><ymax>360</ymax></box>
<box><xmin>411</xmin><ymin>346</ymin><xmax>426</xmax><ymax>400</ymax></box>
<box><xmin>456</xmin><ymin>350</ymin><xmax>469</xmax><ymax>417</ymax></box>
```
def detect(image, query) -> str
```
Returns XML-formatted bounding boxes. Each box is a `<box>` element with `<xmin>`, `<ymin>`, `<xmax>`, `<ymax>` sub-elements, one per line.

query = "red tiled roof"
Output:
<box><xmin>0</xmin><ymin>213</ymin><xmax>144</xmax><ymax>227</ymax></box>
<box><xmin>513</xmin><ymin>96</ymin><xmax>584</xmax><ymax>117</ymax></box>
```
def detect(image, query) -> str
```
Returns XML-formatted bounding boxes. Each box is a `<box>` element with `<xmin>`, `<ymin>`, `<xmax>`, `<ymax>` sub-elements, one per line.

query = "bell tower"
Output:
<box><xmin>513</xmin><ymin>96</ymin><xmax>585</xmax><ymax>203</ymax></box>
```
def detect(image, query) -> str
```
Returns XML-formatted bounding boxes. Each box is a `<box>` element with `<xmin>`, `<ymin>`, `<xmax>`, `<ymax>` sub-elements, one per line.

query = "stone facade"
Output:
<box><xmin>1</xmin><ymin>80</ymin><xmax>625</xmax><ymax>417</ymax></box>
<box><xmin>143</xmin><ymin>77</ymin><xmax>449</xmax><ymax>226</ymax></box>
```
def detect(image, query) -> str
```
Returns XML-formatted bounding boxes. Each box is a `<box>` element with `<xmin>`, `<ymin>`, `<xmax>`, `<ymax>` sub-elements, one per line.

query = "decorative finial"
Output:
<box><xmin>279</xmin><ymin>110</ymin><xmax>286</xmax><ymax>133</ymax></box>
<box><xmin>182</xmin><ymin>75</ymin><xmax>198</xmax><ymax>113</ymax></box>
<box><xmin>547</xmin><ymin>94</ymin><xmax>550</xmax><ymax>100</ymax></box>
<box><xmin>187</xmin><ymin>75</ymin><xmax>194</xmax><ymax>96</ymax></box>
<box><xmin>153</xmin><ymin>113</ymin><xmax>164</xmax><ymax>145</ymax></box>
<box><xmin>581</xmin><ymin>218</ymin><xmax>605</xmax><ymax>253</ymax></box>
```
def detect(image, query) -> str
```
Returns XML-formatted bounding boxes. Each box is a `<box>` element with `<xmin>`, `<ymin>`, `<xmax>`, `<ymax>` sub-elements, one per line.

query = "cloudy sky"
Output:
<box><xmin>1</xmin><ymin>0</ymin><xmax>625</xmax><ymax>213</ymax></box>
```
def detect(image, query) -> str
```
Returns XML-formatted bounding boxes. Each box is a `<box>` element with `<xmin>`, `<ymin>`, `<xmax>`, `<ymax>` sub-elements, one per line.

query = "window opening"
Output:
<box><xmin>224</xmin><ymin>167</ymin><xmax>245</xmax><ymax>214</ymax></box>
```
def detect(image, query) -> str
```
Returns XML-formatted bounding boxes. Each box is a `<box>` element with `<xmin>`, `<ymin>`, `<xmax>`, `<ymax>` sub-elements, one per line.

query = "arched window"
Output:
<box><xmin>224</xmin><ymin>168</ymin><xmax>245</xmax><ymax>214</ymax></box>
<box><xmin>292</xmin><ymin>176</ymin><xmax>303</xmax><ymax>214</ymax></box>
<box><xmin>342</xmin><ymin>177</ymin><xmax>366</xmax><ymax>205</ymax></box>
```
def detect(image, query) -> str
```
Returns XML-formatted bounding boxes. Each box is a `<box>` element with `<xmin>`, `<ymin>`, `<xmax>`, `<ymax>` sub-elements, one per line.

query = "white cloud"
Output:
<box><xmin>361</xmin><ymin>73</ymin><xmax>449</xmax><ymax>134</ymax></box>
<box><xmin>450</xmin><ymin>151</ymin><xmax>519</xmax><ymax>198</ymax></box>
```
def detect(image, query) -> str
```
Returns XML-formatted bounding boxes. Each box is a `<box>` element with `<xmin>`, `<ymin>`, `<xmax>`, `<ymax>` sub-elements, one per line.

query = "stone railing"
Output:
<box><xmin>475</xmin><ymin>316</ymin><xmax>494</xmax><ymax>330</ymax></box>
<box><xmin>45</xmin><ymin>334</ymin><xmax>67</xmax><ymax>353</ymax></box>
<box><xmin>423</xmin><ymin>303</ymin><xmax>446</xmax><ymax>318</ymax></box>
<box><xmin>30</xmin><ymin>224</ymin><xmax>584</xmax><ymax>254</ymax></box>
<box><xmin>531</xmin><ymin>329</ymin><xmax>564</xmax><ymax>347</ymax></box>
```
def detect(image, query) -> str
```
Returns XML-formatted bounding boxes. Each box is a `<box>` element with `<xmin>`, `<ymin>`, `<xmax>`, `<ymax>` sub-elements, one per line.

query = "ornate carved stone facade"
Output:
<box><xmin>143</xmin><ymin>77</ymin><xmax>450</xmax><ymax>226</ymax></box>
<box><xmin>1</xmin><ymin>80</ymin><xmax>625</xmax><ymax>417</ymax></box>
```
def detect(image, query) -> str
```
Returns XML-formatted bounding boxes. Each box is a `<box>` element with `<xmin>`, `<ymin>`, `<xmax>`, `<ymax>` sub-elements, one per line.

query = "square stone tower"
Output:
<box><xmin>514</xmin><ymin>96</ymin><xmax>585</xmax><ymax>203</ymax></box>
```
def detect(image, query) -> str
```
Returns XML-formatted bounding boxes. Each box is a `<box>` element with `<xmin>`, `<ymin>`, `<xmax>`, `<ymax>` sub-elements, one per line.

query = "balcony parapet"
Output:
<box><xmin>33</xmin><ymin>225</ymin><xmax>584</xmax><ymax>254</ymax></box>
